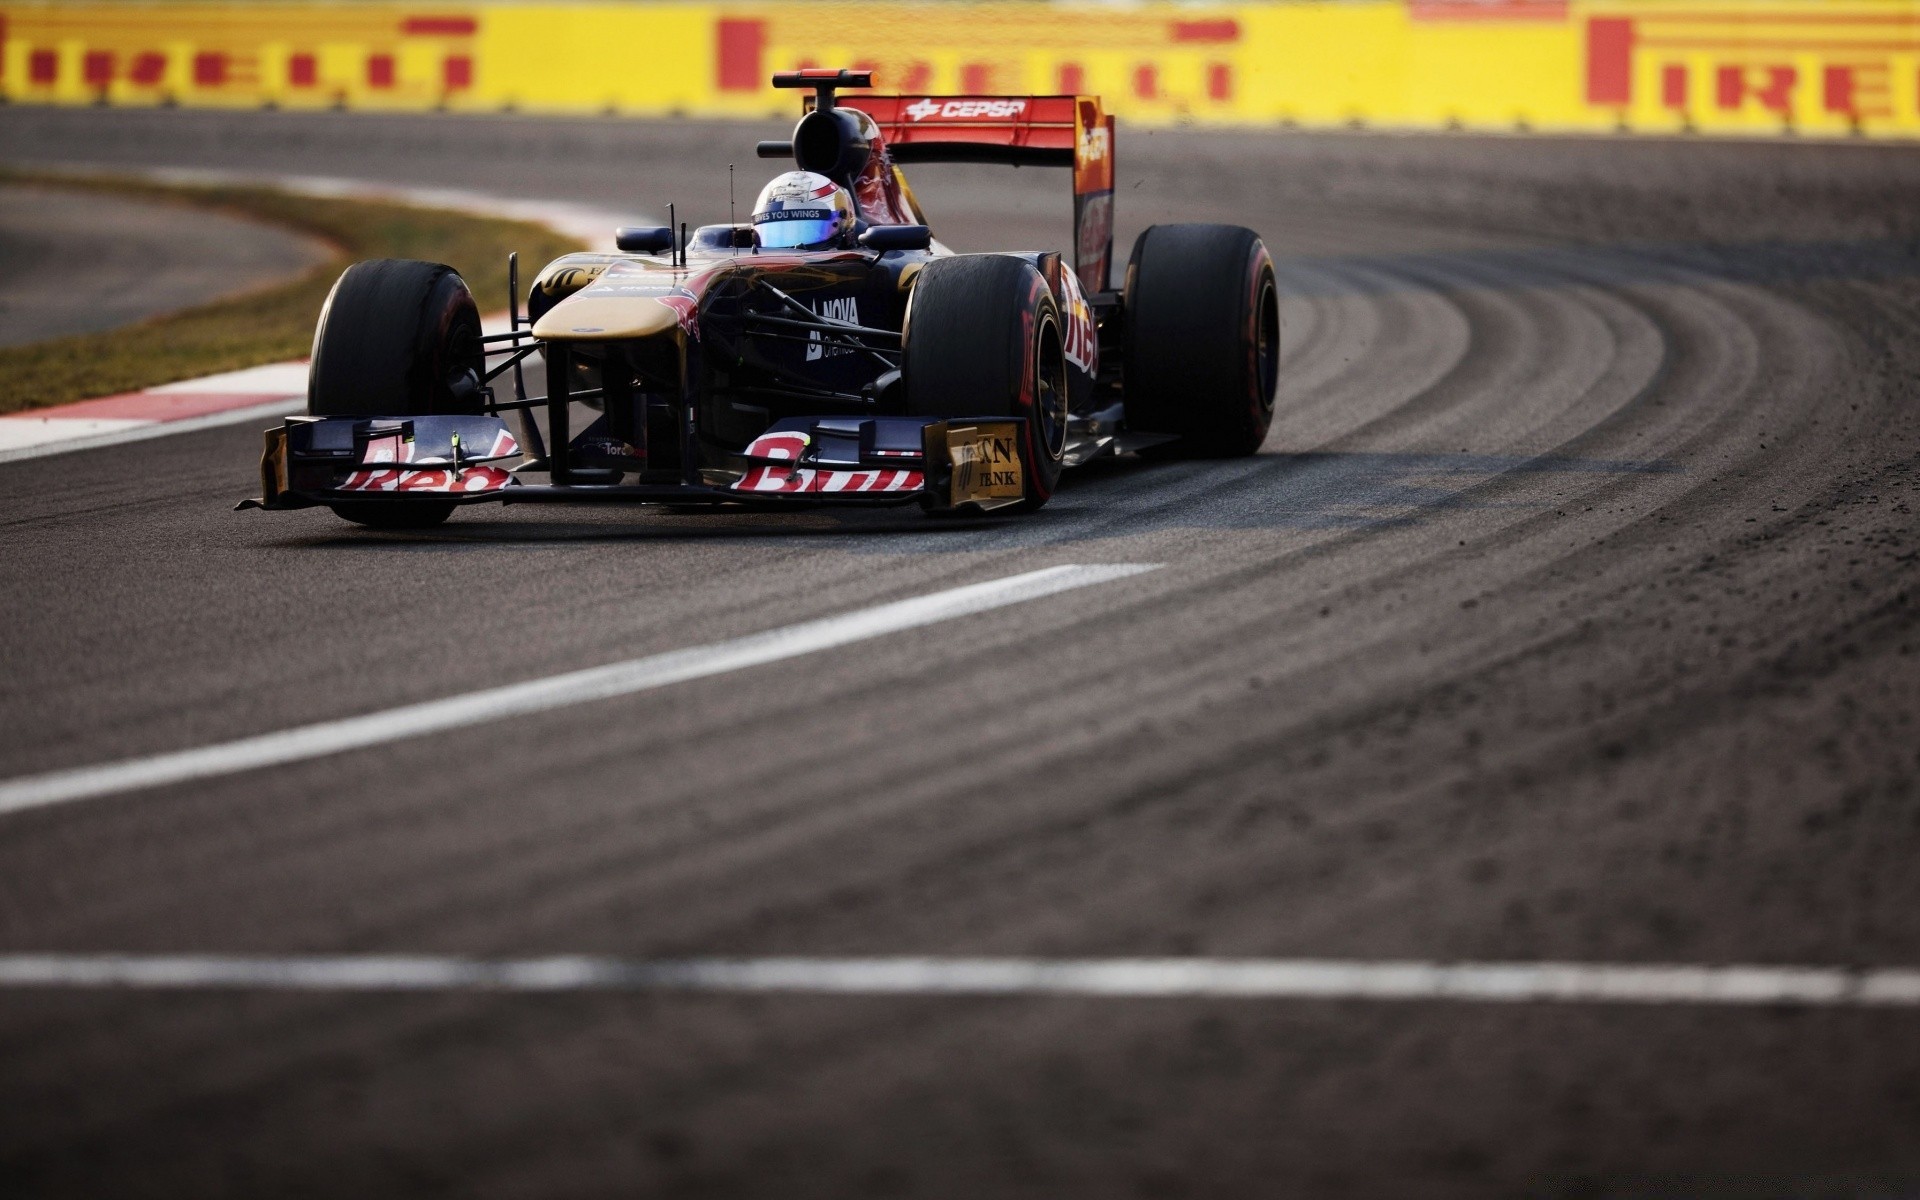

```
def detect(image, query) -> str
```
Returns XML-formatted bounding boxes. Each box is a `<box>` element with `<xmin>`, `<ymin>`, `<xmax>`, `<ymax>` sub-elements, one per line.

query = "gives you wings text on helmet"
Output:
<box><xmin>752</xmin><ymin>170</ymin><xmax>858</xmax><ymax>250</ymax></box>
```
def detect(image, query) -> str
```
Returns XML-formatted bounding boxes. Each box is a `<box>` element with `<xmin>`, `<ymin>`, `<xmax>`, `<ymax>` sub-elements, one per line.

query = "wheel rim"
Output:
<box><xmin>448</xmin><ymin>317</ymin><xmax>483</xmax><ymax>379</ymax></box>
<box><xmin>1035</xmin><ymin>317</ymin><xmax>1069</xmax><ymax>461</ymax></box>
<box><xmin>440</xmin><ymin>311</ymin><xmax>484</xmax><ymax>410</ymax></box>
<box><xmin>1254</xmin><ymin>274</ymin><xmax>1280</xmax><ymax>413</ymax></box>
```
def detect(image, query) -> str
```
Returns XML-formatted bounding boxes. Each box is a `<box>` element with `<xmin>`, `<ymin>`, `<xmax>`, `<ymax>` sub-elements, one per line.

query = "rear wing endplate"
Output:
<box><xmin>853</xmin><ymin>94</ymin><xmax>1116</xmax><ymax>294</ymax></box>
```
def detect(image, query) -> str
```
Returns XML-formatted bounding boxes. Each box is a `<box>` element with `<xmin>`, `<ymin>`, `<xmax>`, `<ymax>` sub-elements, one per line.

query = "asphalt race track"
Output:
<box><xmin>0</xmin><ymin>180</ymin><xmax>329</xmax><ymax>348</ymax></box>
<box><xmin>2</xmin><ymin>107</ymin><xmax>1920</xmax><ymax>1197</ymax></box>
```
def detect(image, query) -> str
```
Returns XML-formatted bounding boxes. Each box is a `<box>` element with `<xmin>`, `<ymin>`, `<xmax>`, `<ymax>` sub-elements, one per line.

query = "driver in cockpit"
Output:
<box><xmin>750</xmin><ymin>170</ymin><xmax>859</xmax><ymax>250</ymax></box>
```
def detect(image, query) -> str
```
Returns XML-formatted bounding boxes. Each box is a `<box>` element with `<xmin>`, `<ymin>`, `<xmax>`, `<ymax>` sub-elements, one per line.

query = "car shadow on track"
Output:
<box><xmin>270</xmin><ymin>448</ymin><xmax>1676</xmax><ymax>553</ymax></box>
<box><xmin>819</xmin><ymin>448</ymin><xmax>1680</xmax><ymax>555</ymax></box>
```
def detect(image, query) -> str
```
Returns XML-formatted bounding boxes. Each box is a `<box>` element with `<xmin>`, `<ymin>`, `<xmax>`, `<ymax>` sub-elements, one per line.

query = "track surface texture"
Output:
<box><xmin>3</xmin><ymin>108</ymin><xmax>1920</xmax><ymax>1198</ymax></box>
<box><xmin>0</xmin><ymin>180</ymin><xmax>330</xmax><ymax>348</ymax></box>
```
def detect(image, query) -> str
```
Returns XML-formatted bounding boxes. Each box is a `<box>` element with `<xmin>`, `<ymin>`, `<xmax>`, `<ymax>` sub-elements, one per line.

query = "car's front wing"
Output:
<box><xmin>238</xmin><ymin>413</ymin><xmax>1033</xmax><ymax>516</ymax></box>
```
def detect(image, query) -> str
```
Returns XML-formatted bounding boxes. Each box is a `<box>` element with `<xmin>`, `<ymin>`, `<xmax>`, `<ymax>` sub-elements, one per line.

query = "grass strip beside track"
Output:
<box><xmin>0</xmin><ymin>171</ymin><xmax>586</xmax><ymax>415</ymax></box>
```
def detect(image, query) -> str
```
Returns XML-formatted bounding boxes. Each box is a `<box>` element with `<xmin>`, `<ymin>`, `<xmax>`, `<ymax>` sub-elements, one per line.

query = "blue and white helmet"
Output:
<box><xmin>752</xmin><ymin>170</ymin><xmax>857</xmax><ymax>250</ymax></box>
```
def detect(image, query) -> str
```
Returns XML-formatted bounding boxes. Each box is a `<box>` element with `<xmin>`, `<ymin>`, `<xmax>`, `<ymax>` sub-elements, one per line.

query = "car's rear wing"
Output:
<box><xmin>852</xmin><ymin>94</ymin><xmax>1115</xmax><ymax>294</ymax></box>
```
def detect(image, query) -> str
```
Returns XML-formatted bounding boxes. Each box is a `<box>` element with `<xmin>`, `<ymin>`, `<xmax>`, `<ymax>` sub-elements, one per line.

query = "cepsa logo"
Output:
<box><xmin>1078</xmin><ymin>124</ymin><xmax>1110</xmax><ymax>162</ymax></box>
<box><xmin>904</xmin><ymin>98</ymin><xmax>1029</xmax><ymax>122</ymax></box>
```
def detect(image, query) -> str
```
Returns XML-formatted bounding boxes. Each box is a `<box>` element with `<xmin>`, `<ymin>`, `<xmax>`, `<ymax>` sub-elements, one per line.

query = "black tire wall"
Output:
<box><xmin>903</xmin><ymin>254</ymin><xmax>1069</xmax><ymax>509</ymax></box>
<box><xmin>1123</xmin><ymin>224</ymin><xmax>1280</xmax><ymax>457</ymax></box>
<box><xmin>309</xmin><ymin>259</ymin><xmax>483</xmax><ymax>419</ymax></box>
<box><xmin>307</xmin><ymin>258</ymin><xmax>483</xmax><ymax>528</ymax></box>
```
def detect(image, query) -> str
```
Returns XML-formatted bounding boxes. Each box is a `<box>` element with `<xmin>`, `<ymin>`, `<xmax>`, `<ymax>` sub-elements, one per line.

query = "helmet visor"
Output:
<box><xmin>755</xmin><ymin>208</ymin><xmax>841</xmax><ymax>249</ymax></box>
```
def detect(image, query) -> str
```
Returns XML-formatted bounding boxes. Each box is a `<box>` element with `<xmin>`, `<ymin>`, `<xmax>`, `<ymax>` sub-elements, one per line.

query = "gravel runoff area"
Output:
<box><xmin>0</xmin><ymin>105</ymin><xmax>1918</xmax><ymax>1198</ymax></box>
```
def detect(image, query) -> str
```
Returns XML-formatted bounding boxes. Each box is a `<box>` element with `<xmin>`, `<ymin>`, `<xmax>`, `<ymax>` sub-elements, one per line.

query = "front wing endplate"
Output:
<box><xmin>925</xmin><ymin>420</ymin><xmax>1026</xmax><ymax>512</ymax></box>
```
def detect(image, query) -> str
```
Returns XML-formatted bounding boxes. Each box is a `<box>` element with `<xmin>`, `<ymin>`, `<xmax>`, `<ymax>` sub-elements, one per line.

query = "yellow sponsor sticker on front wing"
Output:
<box><xmin>947</xmin><ymin>422</ymin><xmax>1024</xmax><ymax>505</ymax></box>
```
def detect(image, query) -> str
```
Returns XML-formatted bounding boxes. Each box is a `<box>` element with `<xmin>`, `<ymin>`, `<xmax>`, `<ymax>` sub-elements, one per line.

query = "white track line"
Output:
<box><xmin>0</xmin><ymin>564</ymin><xmax>1157</xmax><ymax>815</ymax></box>
<box><xmin>0</xmin><ymin>397</ymin><xmax>303</xmax><ymax>465</ymax></box>
<box><xmin>0</xmin><ymin>955</ymin><xmax>1916</xmax><ymax>1006</ymax></box>
<box><xmin>135</xmin><ymin>168</ymin><xmax>641</xmax><ymax>251</ymax></box>
<box><xmin>1</xmin><ymin>167</ymin><xmax>623</xmax><ymax>467</ymax></box>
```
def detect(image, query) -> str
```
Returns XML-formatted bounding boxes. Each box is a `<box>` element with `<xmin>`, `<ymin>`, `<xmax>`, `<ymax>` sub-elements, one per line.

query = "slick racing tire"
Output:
<box><xmin>309</xmin><ymin>259</ymin><xmax>484</xmax><ymax>529</ymax></box>
<box><xmin>903</xmin><ymin>255</ymin><xmax>1069</xmax><ymax>511</ymax></box>
<box><xmin>1123</xmin><ymin>224</ymin><xmax>1280</xmax><ymax>458</ymax></box>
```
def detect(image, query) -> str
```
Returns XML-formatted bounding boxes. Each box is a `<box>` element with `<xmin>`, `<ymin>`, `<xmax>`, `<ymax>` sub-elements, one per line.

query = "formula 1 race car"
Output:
<box><xmin>241</xmin><ymin>68</ymin><xmax>1281</xmax><ymax>528</ymax></box>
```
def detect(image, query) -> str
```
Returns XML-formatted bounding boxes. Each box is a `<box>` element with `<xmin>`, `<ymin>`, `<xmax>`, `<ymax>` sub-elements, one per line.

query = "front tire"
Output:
<box><xmin>1123</xmin><ymin>224</ymin><xmax>1280</xmax><ymax>457</ymax></box>
<box><xmin>903</xmin><ymin>255</ymin><xmax>1070</xmax><ymax>510</ymax></box>
<box><xmin>309</xmin><ymin>259</ymin><xmax>484</xmax><ymax>418</ymax></box>
<box><xmin>308</xmin><ymin>259</ymin><xmax>483</xmax><ymax>529</ymax></box>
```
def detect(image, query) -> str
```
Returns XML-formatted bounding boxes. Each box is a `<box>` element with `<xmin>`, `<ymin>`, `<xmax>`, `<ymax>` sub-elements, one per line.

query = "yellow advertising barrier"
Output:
<box><xmin>4</xmin><ymin>0</ymin><xmax>1919</xmax><ymax>138</ymax></box>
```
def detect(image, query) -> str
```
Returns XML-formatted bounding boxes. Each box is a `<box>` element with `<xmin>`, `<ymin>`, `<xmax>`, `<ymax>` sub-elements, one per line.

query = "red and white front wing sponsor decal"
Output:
<box><xmin>733</xmin><ymin>430</ymin><xmax>923</xmax><ymax>495</ymax></box>
<box><xmin>735</xmin><ymin>467</ymin><xmax>926</xmax><ymax>495</ymax></box>
<box><xmin>342</xmin><ymin>425</ymin><xmax>520</xmax><ymax>491</ymax></box>
<box><xmin>361</xmin><ymin>426</ymin><xmax>520</xmax><ymax>465</ymax></box>
<box><xmin>339</xmin><ymin>465</ymin><xmax>514</xmax><ymax>493</ymax></box>
<box><xmin>742</xmin><ymin>430</ymin><xmax>810</xmax><ymax>462</ymax></box>
<box><xmin>364</xmin><ymin>432</ymin><xmax>410</xmax><ymax>464</ymax></box>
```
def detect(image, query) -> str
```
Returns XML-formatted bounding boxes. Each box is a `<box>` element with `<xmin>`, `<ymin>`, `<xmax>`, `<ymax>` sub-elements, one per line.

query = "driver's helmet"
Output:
<box><xmin>752</xmin><ymin>171</ymin><xmax>857</xmax><ymax>250</ymax></box>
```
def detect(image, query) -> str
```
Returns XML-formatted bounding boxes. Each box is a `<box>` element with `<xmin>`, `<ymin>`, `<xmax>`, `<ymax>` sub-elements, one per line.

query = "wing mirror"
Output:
<box><xmin>859</xmin><ymin>225</ymin><xmax>932</xmax><ymax>252</ymax></box>
<box><xmin>615</xmin><ymin>225</ymin><xmax>675</xmax><ymax>254</ymax></box>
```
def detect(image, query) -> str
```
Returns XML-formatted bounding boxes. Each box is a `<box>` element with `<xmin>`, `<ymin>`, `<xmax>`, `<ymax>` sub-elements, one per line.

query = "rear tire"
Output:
<box><xmin>309</xmin><ymin>259</ymin><xmax>483</xmax><ymax>529</ymax></box>
<box><xmin>1123</xmin><ymin>224</ymin><xmax>1280</xmax><ymax>457</ymax></box>
<box><xmin>903</xmin><ymin>255</ymin><xmax>1069</xmax><ymax>510</ymax></box>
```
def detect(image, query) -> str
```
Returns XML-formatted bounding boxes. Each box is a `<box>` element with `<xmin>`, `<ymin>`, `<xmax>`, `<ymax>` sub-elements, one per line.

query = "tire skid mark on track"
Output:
<box><xmin>0</xmin><ymin>247</ymin><xmax>1873</xmax><ymax>967</ymax></box>
<box><xmin>1320</xmin><ymin>254</ymin><xmax>1590</xmax><ymax>456</ymax></box>
<box><xmin>0</xmin><ymin>243</ymin><xmax>1850</xmax><ymax>956</ymax></box>
<box><xmin>7</xmin><ymin>111</ymin><xmax>1920</xmax><ymax>1195</ymax></box>
<box><xmin>990</xmin><ymin>264</ymin><xmax>1889</xmax><ymax>956</ymax></box>
<box><xmin>1276</xmin><ymin>257</ymin><xmax>1470</xmax><ymax>446</ymax></box>
<box><xmin>1387</xmin><ymin>252</ymin><xmax>1651</xmax><ymax>453</ymax></box>
<box><xmin>349</xmin><ymin>249</ymin><xmax>1889</xmax><ymax>956</ymax></box>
